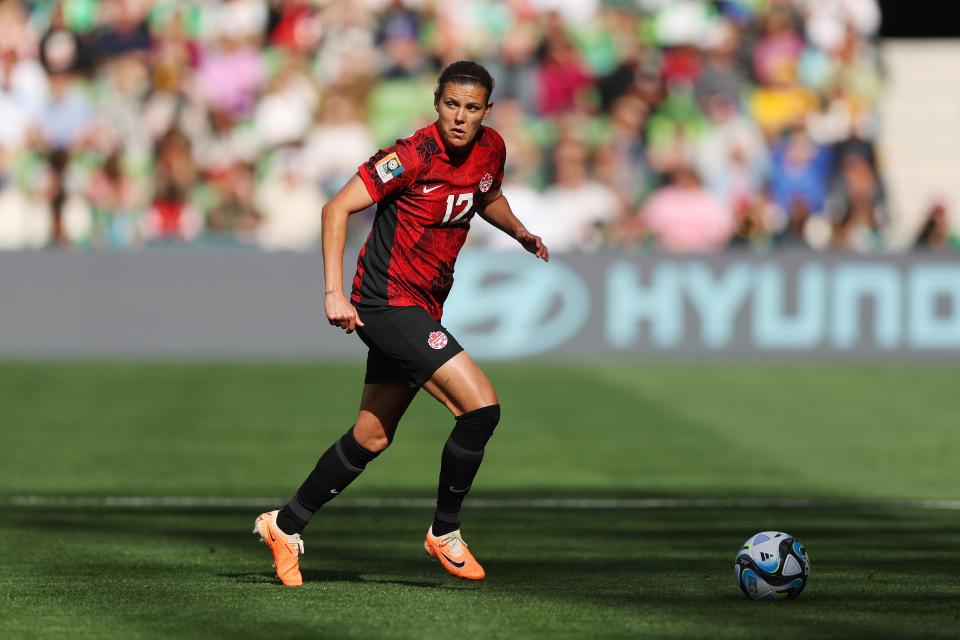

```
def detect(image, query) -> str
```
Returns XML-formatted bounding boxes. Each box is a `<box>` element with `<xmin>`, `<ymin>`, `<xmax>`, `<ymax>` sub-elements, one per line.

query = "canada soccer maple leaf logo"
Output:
<box><xmin>427</xmin><ymin>331</ymin><xmax>448</xmax><ymax>350</ymax></box>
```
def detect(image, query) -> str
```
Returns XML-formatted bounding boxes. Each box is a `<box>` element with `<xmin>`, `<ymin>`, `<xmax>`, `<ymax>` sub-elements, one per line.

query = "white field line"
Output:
<box><xmin>3</xmin><ymin>495</ymin><xmax>960</xmax><ymax>510</ymax></box>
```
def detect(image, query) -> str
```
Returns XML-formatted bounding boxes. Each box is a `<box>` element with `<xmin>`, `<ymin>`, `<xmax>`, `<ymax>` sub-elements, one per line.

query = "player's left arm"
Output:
<box><xmin>477</xmin><ymin>191</ymin><xmax>549</xmax><ymax>262</ymax></box>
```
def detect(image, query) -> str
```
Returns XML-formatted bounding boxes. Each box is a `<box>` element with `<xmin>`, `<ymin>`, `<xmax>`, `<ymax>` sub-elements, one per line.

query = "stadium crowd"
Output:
<box><xmin>0</xmin><ymin>0</ymin><xmax>954</xmax><ymax>253</ymax></box>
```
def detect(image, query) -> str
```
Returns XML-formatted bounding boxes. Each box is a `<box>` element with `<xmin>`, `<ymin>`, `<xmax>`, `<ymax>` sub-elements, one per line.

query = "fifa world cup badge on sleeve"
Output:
<box><xmin>376</xmin><ymin>153</ymin><xmax>405</xmax><ymax>184</ymax></box>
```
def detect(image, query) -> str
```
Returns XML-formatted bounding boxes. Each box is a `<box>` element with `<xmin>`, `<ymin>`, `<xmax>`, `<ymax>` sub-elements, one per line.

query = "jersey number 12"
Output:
<box><xmin>442</xmin><ymin>193</ymin><xmax>473</xmax><ymax>225</ymax></box>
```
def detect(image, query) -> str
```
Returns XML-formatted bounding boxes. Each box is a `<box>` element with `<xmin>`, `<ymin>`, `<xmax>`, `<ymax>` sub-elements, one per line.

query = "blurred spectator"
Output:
<box><xmin>747</xmin><ymin>4</ymin><xmax>820</xmax><ymax>140</ymax></box>
<box><xmin>254</xmin><ymin>147</ymin><xmax>324</xmax><ymax>251</ymax></box>
<box><xmin>646</xmin><ymin>89</ymin><xmax>709</xmax><ymax>173</ymax></box>
<box><xmin>40</xmin><ymin>71</ymin><xmax>95</xmax><ymax>151</ymax></box>
<box><xmin>0</xmin><ymin>0</ymin><xmax>900</xmax><ymax>254</ymax></box>
<box><xmin>38</xmin><ymin>2</ymin><xmax>96</xmax><ymax>152</ymax></box>
<box><xmin>310</xmin><ymin>1</ymin><xmax>379</xmax><ymax>88</ymax></box>
<box><xmin>0</xmin><ymin>46</ymin><xmax>48</xmax><ymax>153</ymax></box>
<box><xmin>694</xmin><ymin>92</ymin><xmax>768</xmax><ymax>217</ymax></box>
<box><xmin>253</xmin><ymin>52</ymin><xmax>317</xmax><ymax>149</ymax></box>
<box><xmin>487</xmin><ymin>97</ymin><xmax>550</xmax><ymax>187</ymax></box>
<box><xmin>803</xmin><ymin>0</ymin><xmax>880</xmax><ymax>54</ymax></box>
<box><xmin>148</xmin><ymin>4</ymin><xmax>200</xmax><ymax>93</ymax></box>
<box><xmin>193</xmin><ymin>106</ymin><xmax>258</xmax><ymax>174</ymax></box>
<box><xmin>203</xmin><ymin>162</ymin><xmax>261</xmax><ymax>241</ymax></box>
<box><xmin>0</xmin><ymin>149</ymin><xmax>48</xmax><ymax>250</ymax></box>
<box><xmin>831</xmin><ymin>198</ymin><xmax>881</xmax><ymax>253</ymax></box>
<box><xmin>827</xmin><ymin>152</ymin><xmax>886</xmax><ymax>253</ymax></box>
<box><xmin>487</xmin><ymin>17</ymin><xmax>540</xmax><ymax>113</ymax></box>
<box><xmin>268</xmin><ymin>0</ymin><xmax>323</xmax><ymax>56</ymax></box>
<box><xmin>695</xmin><ymin>18</ymin><xmax>749</xmax><ymax>105</ymax></box>
<box><xmin>0</xmin><ymin>0</ymin><xmax>40</xmax><ymax>61</ymax></box>
<box><xmin>143</xmin><ymin>128</ymin><xmax>201</xmax><ymax>243</ymax></box>
<box><xmin>650</xmin><ymin>0</ymin><xmax>719</xmax><ymax>50</ymax></box>
<box><xmin>595</xmin><ymin>93</ymin><xmax>652</xmax><ymax>209</ymax></box>
<box><xmin>376</xmin><ymin>0</ymin><xmax>429</xmax><ymax>79</ymax></box>
<box><xmin>39</xmin><ymin>2</ymin><xmax>92</xmax><ymax>76</ymax></box>
<box><xmin>751</xmin><ymin>3</ymin><xmax>805</xmax><ymax>87</ymax></box>
<box><xmin>193</xmin><ymin>10</ymin><xmax>267</xmax><ymax>118</ymax></box>
<box><xmin>914</xmin><ymin>201</ymin><xmax>960</xmax><ymax>251</ymax></box>
<box><xmin>641</xmin><ymin>165</ymin><xmax>735</xmax><ymax>253</ymax></box>
<box><xmin>36</xmin><ymin>147</ymin><xmax>94</xmax><ymax>248</ymax></box>
<box><xmin>90</xmin><ymin>44</ymin><xmax>152</xmax><ymax>159</ymax></box>
<box><xmin>85</xmin><ymin>148</ymin><xmax>148</xmax><ymax>249</ymax></box>
<box><xmin>825</xmin><ymin>146</ymin><xmax>884</xmax><ymax>221</ymax></box>
<box><xmin>535</xmin><ymin>12</ymin><xmax>594</xmax><ymax>116</ymax></box>
<box><xmin>747</xmin><ymin>63</ymin><xmax>819</xmax><ymax>141</ymax></box>
<box><xmin>542</xmin><ymin>138</ymin><xmax>619</xmax><ymax>252</ymax></box>
<box><xmin>592</xmin><ymin>8</ymin><xmax>647</xmax><ymax>111</ymax></box>
<box><xmin>300</xmin><ymin>92</ymin><xmax>376</xmax><ymax>197</ymax></box>
<box><xmin>767</xmin><ymin>125</ymin><xmax>833</xmax><ymax>238</ymax></box>
<box><xmin>44</xmin><ymin>148</ymin><xmax>70</xmax><ymax>246</ymax></box>
<box><xmin>530</xmin><ymin>0</ymin><xmax>599</xmax><ymax>25</ymax></box>
<box><xmin>92</xmin><ymin>0</ymin><xmax>152</xmax><ymax>63</ymax></box>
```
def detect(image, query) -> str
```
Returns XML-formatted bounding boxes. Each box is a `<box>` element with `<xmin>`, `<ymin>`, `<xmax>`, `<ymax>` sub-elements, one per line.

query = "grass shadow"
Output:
<box><xmin>4</xmin><ymin>492</ymin><xmax>960</xmax><ymax>639</ymax></box>
<box><xmin>219</xmin><ymin>570</ymin><xmax>445</xmax><ymax>589</ymax></box>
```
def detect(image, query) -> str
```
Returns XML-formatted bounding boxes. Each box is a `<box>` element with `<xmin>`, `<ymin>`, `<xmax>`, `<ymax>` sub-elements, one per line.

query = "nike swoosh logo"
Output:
<box><xmin>423</xmin><ymin>185</ymin><xmax>441</xmax><ymax>193</ymax></box>
<box><xmin>438</xmin><ymin>549</ymin><xmax>466</xmax><ymax>568</ymax></box>
<box><xmin>329</xmin><ymin>489</ymin><xmax>339</xmax><ymax>494</ymax></box>
<box><xmin>449</xmin><ymin>485</ymin><xmax>470</xmax><ymax>494</ymax></box>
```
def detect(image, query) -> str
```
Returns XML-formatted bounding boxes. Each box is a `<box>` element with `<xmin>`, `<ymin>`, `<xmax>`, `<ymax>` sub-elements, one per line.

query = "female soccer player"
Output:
<box><xmin>254</xmin><ymin>61</ymin><xmax>549</xmax><ymax>585</ymax></box>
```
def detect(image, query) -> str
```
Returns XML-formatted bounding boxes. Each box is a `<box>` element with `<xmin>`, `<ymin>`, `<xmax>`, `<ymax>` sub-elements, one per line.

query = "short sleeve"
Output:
<box><xmin>493</xmin><ymin>135</ymin><xmax>506</xmax><ymax>193</ymax></box>
<box><xmin>481</xmin><ymin>128</ymin><xmax>507</xmax><ymax>200</ymax></box>
<box><xmin>357</xmin><ymin>139</ymin><xmax>421</xmax><ymax>202</ymax></box>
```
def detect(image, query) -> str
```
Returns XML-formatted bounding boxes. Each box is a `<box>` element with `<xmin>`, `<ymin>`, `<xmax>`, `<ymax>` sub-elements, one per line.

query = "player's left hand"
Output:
<box><xmin>517</xmin><ymin>230</ymin><xmax>549</xmax><ymax>262</ymax></box>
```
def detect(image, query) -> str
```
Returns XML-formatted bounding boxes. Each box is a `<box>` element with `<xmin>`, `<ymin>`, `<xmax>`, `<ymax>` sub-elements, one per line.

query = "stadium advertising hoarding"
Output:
<box><xmin>447</xmin><ymin>251</ymin><xmax>960</xmax><ymax>358</ymax></box>
<box><xmin>1</xmin><ymin>251</ymin><xmax>958</xmax><ymax>358</ymax></box>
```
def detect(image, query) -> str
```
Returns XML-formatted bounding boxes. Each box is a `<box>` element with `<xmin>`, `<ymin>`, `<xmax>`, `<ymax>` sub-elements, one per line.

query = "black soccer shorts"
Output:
<box><xmin>355</xmin><ymin>305</ymin><xmax>464</xmax><ymax>388</ymax></box>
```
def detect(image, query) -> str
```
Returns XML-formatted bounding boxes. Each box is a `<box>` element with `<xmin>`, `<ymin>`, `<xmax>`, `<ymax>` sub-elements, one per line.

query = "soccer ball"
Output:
<box><xmin>734</xmin><ymin>531</ymin><xmax>810</xmax><ymax>600</ymax></box>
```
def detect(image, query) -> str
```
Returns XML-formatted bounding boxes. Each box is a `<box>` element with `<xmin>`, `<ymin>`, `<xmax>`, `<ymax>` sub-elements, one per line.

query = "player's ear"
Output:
<box><xmin>483</xmin><ymin>100</ymin><xmax>493</xmax><ymax>120</ymax></box>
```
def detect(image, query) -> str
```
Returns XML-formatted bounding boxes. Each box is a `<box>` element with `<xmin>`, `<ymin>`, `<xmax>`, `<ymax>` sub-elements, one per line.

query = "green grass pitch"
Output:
<box><xmin>2</xmin><ymin>362</ymin><xmax>959</xmax><ymax>639</ymax></box>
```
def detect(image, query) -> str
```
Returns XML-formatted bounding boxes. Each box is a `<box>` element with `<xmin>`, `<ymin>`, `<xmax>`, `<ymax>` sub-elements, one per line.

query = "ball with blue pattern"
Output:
<box><xmin>734</xmin><ymin>531</ymin><xmax>810</xmax><ymax>600</ymax></box>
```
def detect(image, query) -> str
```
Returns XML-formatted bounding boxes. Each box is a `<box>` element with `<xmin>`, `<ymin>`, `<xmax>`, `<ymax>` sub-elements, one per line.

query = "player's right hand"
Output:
<box><xmin>324</xmin><ymin>291</ymin><xmax>364</xmax><ymax>334</ymax></box>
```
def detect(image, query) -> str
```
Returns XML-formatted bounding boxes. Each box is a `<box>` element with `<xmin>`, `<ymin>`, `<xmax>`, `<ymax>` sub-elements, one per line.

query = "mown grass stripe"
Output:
<box><xmin>3</xmin><ymin>495</ymin><xmax>960</xmax><ymax>510</ymax></box>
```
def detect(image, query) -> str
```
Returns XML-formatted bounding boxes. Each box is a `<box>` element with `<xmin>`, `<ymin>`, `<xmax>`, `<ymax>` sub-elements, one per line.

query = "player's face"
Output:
<box><xmin>434</xmin><ymin>83</ymin><xmax>492</xmax><ymax>153</ymax></box>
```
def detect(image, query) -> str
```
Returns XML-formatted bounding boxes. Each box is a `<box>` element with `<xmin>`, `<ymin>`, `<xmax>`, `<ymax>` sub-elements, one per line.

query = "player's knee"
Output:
<box><xmin>351</xmin><ymin>421</ymin><xmax>393</xmax><ymax>453</ymax></box>
<box><xmin>454</xmin><ymin>403</ymin><xmax>500</xmax><ymax>442</ymax></box>
<box><xmin>360</xmin><ymin>431</ymin><xmax>392</xmax><ymax>453</ymax></box>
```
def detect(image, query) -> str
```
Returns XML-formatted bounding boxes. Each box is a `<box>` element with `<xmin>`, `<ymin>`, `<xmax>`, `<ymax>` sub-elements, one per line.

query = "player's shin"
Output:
<box><xmin>433</xmin><ymin>404</ymin><xmax>500</xmax><ymax>536</ymax></box>
<box><xmin>276</xmin><ymin>425</ymin><xmax>381</xmax><ymax>535</ymax></box>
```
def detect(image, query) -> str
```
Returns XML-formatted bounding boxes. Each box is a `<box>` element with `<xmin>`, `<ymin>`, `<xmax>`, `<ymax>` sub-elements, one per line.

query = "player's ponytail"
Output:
<box><xmin>434</xmin><ymin>60</ymin><xmax>495</xmax><ymax>103</ymax></box>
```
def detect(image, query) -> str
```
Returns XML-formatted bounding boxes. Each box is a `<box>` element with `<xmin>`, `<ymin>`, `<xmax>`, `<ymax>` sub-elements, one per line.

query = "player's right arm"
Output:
<box><xmin>321</xmin><ymin>175</ymin><xmax>375</xmax><ymax>333</ymax></box>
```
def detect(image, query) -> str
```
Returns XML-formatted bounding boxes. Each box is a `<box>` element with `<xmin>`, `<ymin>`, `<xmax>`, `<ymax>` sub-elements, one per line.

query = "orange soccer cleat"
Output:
<box><xmin>424</xmin><ymin>527</ymin><xmax>486</xmax><ymax>580</ymax></box>
<box><xmin>253</xmin><ymin>510</ymin><xmax>305</xmax><ymax>586</ymax></box>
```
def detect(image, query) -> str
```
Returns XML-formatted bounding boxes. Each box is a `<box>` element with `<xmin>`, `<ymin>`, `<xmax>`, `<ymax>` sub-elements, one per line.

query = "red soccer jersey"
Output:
<box><xmin>353</xmin><ymin>122</ymin><xmax>506</xmax><ymax>320</ymax></box>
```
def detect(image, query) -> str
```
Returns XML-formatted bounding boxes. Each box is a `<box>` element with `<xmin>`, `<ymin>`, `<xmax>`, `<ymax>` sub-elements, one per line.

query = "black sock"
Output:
<box><xmin>433</xmin><ymin>404</ymin><xmax>500</xmax><ymax>537</ymax></box>
<box><xmin>276</xmin><ymin>426</ymin><xmax>381</xmax><ymax>535</ymax></box>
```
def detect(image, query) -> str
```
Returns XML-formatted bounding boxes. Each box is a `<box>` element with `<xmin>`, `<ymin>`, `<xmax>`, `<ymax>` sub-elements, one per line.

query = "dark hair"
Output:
<box><xmin>434</xmin><ymin>60</ymin><xmax>494</xmax><ymax>103</ymax></box>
